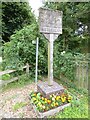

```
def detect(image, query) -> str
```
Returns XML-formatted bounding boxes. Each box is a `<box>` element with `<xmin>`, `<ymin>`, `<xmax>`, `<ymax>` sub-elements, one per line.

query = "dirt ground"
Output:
<box><xmin>0</xmin><ymin>83</ymin><xmax>38</xmax><ymax>119</ymax></box>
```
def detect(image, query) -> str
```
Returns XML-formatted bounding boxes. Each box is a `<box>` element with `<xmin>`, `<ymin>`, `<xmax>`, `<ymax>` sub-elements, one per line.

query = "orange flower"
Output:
<box><xmin>61</xmin><ymin>93</ymin><xmax>65</xmax><ymax>97</ymax></box>
<box><xmin>33</xmin><ymin>93</ymin><xmax>36</xmax><ymax>96</ymax></box>
<box><xmin>47</xmin><ymin>100</ymin><xmax>51</xmax><ymax>104</ymax></box>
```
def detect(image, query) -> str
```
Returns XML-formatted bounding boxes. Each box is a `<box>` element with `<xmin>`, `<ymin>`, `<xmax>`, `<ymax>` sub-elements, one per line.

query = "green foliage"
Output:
<box><xmin>54</xmin><ymin>51</ymin><xmax>76</xmax><ymax>81</ymax></box>
<box><xmin>2</xmin><ymin>2</ymin><xmax>36</xmax><ymax>42</ymax></box>
<box><xmin>2</xmin><ymin>73</ymin><xmax>11</xmax><ymax>80</ymax></box>
<box><xmin>38</xmin><ymin>35</ymin><xmax>48</xmax><ymax>75</ymax></box>
<box><xmin>3</xmin><ymin>23</ymin><xmax>48</xmax><ymax>76</ymax></box>
<box><xmin>12</xmin><ymin>102</ymin><xmax>27</xmax><ymax>111</ymax></box>
<box><xmin>55</xmin><ymin>97</ymin><xmax>88</xmax><ymax>118</ymax></box>
<box><xmin>2</xmin><ymin>2</ymin><xmax>90</xmax><ymax>83</ymax></box>
<box><xmin>54</xmin><ymin>48</ymin><xmax>88</xmax><ymax>81</ymax></box>
<box><xmin>2</xmin><ymin>74</ymin><xmax>33</xmax><ymax>91</ymax></box>
<box><xmin>52</xmin><ymin>78</ymin><xmax>88</xmax><ymax>118</ymax></box>
<box><xmin>45</xmin><ymin>2</ymin><xmax>90</xmax><ymax>53</ymax></box>
<box><xmin>47</xmin><ymin>2</ymin><xmax>90</xmax><ymax>74</ymax></box>
<box><xmin>18</xmin><ymin>74</ymin><xmax>33</xmax><ymax>85</ymax></box>
<box><xmin>3</xmin><ymin>24</ymin><xmax>37</xmax><ymax>69</ymax></box>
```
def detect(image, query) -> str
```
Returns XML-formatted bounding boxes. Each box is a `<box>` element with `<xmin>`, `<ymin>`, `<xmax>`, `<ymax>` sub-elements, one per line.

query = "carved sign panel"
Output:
<box><xmin>39</xmin><ymin>7</ymin><xmax>62</xmax><ymax>34</ymax></box>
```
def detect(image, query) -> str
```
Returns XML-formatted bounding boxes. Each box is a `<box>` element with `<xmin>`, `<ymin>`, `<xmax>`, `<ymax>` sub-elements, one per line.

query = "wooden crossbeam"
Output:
<box><xmin>0</xmin><ymin>66</ymin><xmax>27</xmax><ymax>76</ymax></box>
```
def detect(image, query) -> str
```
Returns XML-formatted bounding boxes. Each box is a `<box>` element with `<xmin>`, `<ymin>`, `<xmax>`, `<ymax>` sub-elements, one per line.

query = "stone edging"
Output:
<box><xmin>29</xmin><ymin>96</ymin><xmax>71</xmax><ymax>118</ymax></box>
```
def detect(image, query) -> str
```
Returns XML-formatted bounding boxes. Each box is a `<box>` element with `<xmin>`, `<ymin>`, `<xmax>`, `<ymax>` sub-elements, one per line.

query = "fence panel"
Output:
<box><xmin>0</xmin><ymin>63</ymin><xmax>30</xmax><ymax>87</ymax></box>
<box><xmin>75</xmin><ymin>60</ymin><xmax>88</xmax><ymax>89</ymax></box>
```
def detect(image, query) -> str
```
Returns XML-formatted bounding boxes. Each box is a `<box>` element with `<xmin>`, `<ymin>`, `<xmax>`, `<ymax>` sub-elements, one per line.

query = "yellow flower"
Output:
<box><xmin>47</xmin><ymin>100</ymin><xmax>51</xmax><ymax>104</ymax></box>
<box><xmin>68</xmin><ymin>95</ymin><xmax>72</xmax><ymax>100</ymax></box>
<box><xmin>54</xmin><ymin>102</ymin><xmax>56</xmax><ymax>106</ymax></box>
<box><xmin>55</xmin><ymin>102</ymin><xmax>58</xmax><ymax>106</ymax></box>
<box><xmin>67</xmin><ymin>96</ymin><xmax>72</xmax><ymax>102</ymax></box>
<box><xmin>67</xmin><ymin>99</ymin><xmax>71</xmax><ymax>102</ymax></box>
<box><xmin>32</xmin><ymin>97</ymin><xmax>36</xmax><ymax>101</ymax></box>
<box><xmin>42</xmin><ymin>105</ymin><xmax>45</xmax><ymax>109</ymax></box>
<box><xmin>61</xmin><ymin>97</ymin><xmax>66</xmax><ymax>103</ymax></box>
<box><xmin>40</xmin><ymin>105</ymin><xmax>43</xmax><ymax>108</ymax></box>
<box><xmin>50</xmin><ymin>95</ymin><xmax>52</xmax><ymax>98</ymax></box>
<box><xmin>56</xmin><ymin>96</ymin><xmax>60</xmax><ymax>101</ymax></box>
<box><xmin>45</xmin><ymin>98</ymin><xmax>48</xmax><ymax>101</ymax></box>
<box><xmin>58</xmin><ymin>96</ymin><xmax>61</xmax><ymax>99</ymax></box>
<box><xmin>41</xmin><ymin>97</ymin><xmax>44</xmax><ymax>100</ymax></box>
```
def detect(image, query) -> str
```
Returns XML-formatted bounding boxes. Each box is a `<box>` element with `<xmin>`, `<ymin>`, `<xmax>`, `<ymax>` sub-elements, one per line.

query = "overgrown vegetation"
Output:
<box><xmin>1</xmin><ymin>2</ymin><xmax>89</xmax><ymax>81</ymax></box>
<box><xmin>1</xmin><ymin>2</ymin><xmax>89</xmax><ymax>119</ymax></box>
<box><xmin>2</xmin><ymin>74</ymin><xmax>34</xmax><ymax>91</ymax></box>
<box><xmin>3</xmin><ymin>24</ymin><xmax>38</xmax><ymax>69</ymax></box>
<box><xmin>55</xmin><ymin>96</ymin><xmax>88</xmax><ymax>118</ymax></box>
<box><xmin>53</xmin><ymin>77</ymin><xmax>88</xmax><ymax>118</ymax></box>
<box><xmin>54</xmin><ymin>51</ymin><xmax>89</xmax><ymax>81</ymax></box>
<box><xmin>2</xmin><ymin>2</ymin><xmax>36</xmax><ymax>42</ymax></box>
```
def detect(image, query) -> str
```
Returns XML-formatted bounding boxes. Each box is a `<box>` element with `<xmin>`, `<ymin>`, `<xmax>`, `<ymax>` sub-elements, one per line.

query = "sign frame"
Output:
<box><xmin>39</xmin><ymin>7</ymin><xmax>62</xmax><ymax>35</ymax></box>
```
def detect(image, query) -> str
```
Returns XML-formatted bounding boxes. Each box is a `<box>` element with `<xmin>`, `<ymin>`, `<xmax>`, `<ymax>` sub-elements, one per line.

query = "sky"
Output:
<box><xmin>29</xmin><ymin>0</ymin><xmax>43</xmax><ymax>17</ymax></box>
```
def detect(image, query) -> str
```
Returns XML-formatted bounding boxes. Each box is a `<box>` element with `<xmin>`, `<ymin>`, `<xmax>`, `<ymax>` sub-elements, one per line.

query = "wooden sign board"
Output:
<box><xmin>39</xmin><ymin>7</ymin><xmax>62</xmax><ymax>34</ymax></box>
<box><xmin>39</xmin><ymin>8</ymin><xmax>63</xmax><ymax>86</ymax></box>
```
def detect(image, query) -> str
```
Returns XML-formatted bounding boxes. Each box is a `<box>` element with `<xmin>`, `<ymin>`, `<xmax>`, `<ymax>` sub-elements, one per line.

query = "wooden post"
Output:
<box><xmin>26</xmin><ymin>63</ymin><xmax>29</xmax><ymax>75</ymax></box>
<box><xmin>86</xmin><ymin>62</ymin><xmax>88</xmax><ymax>89</ymax></box>
<box><xmin>48</xmin><ymin>34</ymin><xmax>54</xmax><ymax>86</ymax></box>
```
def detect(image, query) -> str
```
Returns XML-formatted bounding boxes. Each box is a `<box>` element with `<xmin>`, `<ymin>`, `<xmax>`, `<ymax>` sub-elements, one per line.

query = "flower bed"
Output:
<box><xmin>29</xmin><ymin>91</ymin><xmax>72</xmax><ymax>117</ymax></box>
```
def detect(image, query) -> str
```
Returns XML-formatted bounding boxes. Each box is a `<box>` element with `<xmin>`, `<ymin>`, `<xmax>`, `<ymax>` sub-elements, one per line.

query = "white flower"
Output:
<box><xmin>0</xmin><ymin>57</ymin><xmax>2</xmax><ymax>63</ymax></box>
<box><xmin>32</xmin><ymin>40</ymin><xmax>36</xmax><ymax>44</ymax></box>
<box><xmin>61</xmin><ymin>51</ymin><xmax>65</xmax><ymax>55</ymax></box>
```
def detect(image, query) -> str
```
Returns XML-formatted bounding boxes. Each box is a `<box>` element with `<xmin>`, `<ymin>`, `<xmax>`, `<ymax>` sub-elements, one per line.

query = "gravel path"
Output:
<box><xmin>0</xmin><ymin>83</ymin><xmax>37</xmax><ymax>119</ymax></box>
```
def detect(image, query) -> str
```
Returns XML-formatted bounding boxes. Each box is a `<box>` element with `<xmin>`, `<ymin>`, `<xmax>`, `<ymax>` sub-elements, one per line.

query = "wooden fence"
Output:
<box><xmin>0</xmin><ymin>63</ymin><xmax>30</xmax><ymax>87</ymax></box>
<box><xmin>75</xmin><ymin>60</ymin><xmax>88</xmax><ymax>89</ymax></box>
<box><xmin>60</xmin><ymin>59</ymin><xmax>89</xmax><ymax>90</ymax></box>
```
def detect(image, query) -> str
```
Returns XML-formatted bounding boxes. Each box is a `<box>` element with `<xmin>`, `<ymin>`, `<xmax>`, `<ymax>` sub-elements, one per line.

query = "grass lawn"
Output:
<box><xmin>55</xmin><ymin>94</ymin><xmax>88</xmax><ymax>118</ymax></box>
<box><xmin>1</xmin><ymin>74</ymin><xmax>34</xmax><ymax>91</ymax></box>
<box><xmin>53</xmin><ymin>78</ymin><xmax>88</xmax><ymax>118</ymax></box>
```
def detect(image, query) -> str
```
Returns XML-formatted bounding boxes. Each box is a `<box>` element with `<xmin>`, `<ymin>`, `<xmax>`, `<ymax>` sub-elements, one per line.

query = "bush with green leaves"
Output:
<box><xmin>3</xmin><ymin>23</ymin><xmax>48</xmax><ymax>76</ymax></box>
<box><xmin>3</xmin><ymin>24</ymin><xmax>36</xmax><ymax>69</ymax></box>
<box><xmin>2</xmin><ymin>2</ymin><xmax>89</xmax><ymax>82</ymax></box>
<box><xmin>3</xmin><ymin>23</ymin><xmax>88</xmax><ymax>80</ymax></box>
<box><xmin>54</xmin><ymin>47</ymin><xmax>88</xmax><ymax>81</ymax></box>
<box><xmin>54</xmin><ymin>50</ymin><xmax>76</xmax><ymax>81</ymax></box>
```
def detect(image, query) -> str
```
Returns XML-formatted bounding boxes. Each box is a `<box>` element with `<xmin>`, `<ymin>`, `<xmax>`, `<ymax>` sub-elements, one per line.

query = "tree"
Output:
<box><xmin>45</xmin><ymin>2</ymin><xmax>90</xmax><ymax>53</ymax></box>
<box><xmin>2</xmin><ymin>2</ymin><xmax>36</xmax><ymax>42</ymax></box>
<box><xmin>44</xmin><ymin>2</ymin><xmax>90</xmax><ymax>80</ymax></box>
<box><xmin>2</xmin><ymin>2</ymin><xmax>90</xmax><ymax>81</ymax></box>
